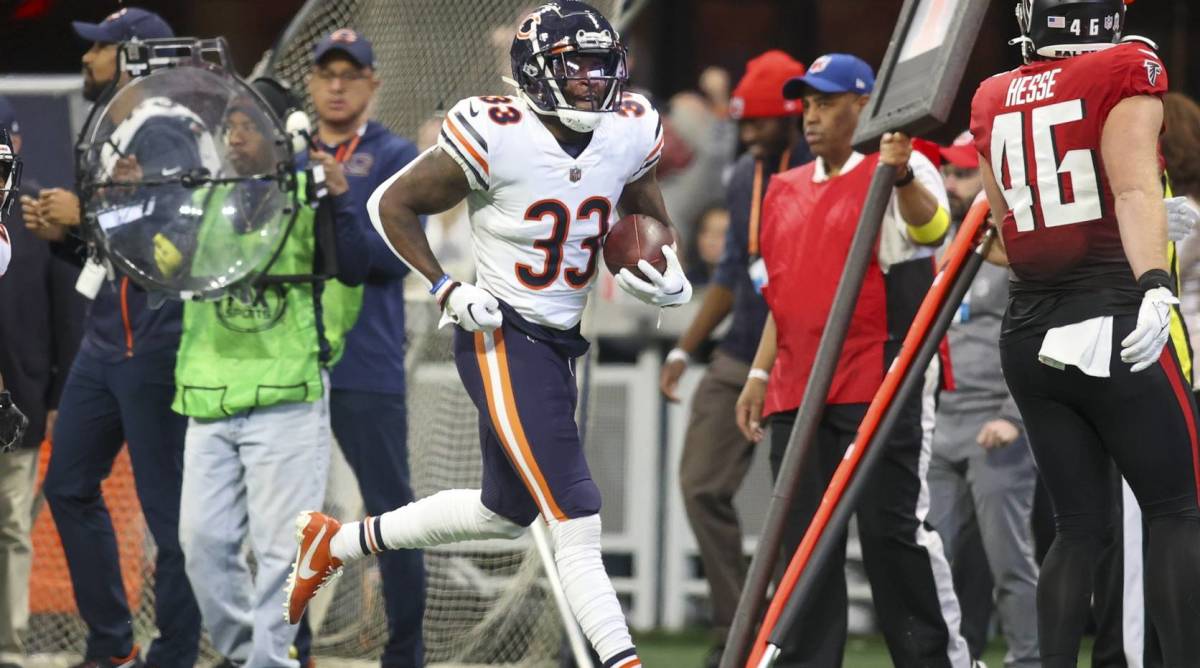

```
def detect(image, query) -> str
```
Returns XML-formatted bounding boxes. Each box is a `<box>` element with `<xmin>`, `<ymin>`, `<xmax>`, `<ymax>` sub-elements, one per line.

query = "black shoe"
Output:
<box><xmin>68</xmin><ymin>648</ymin><xmax>143</xmax><ymax>668</ymax></box>
<box><xmin>0</xmin><ymin>662</ymin><xmax>23</xmax><ymax>668</ymax></box>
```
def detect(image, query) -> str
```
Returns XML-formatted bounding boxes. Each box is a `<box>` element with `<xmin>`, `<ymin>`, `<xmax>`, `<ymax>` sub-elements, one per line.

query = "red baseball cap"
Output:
<box><xmin>730</xmin><ymin>50</ymin><xmax>806</xmax><ymax>120</ymax></box>
<box><xmin>939</xmin><ymin>131</ymin><xmax>979</xmax><ymax>169</ymax></box>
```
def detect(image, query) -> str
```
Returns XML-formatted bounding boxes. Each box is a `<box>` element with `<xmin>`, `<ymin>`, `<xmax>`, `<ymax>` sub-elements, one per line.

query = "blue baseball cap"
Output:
<box><xmin>0</xmin><ymin>98</ymin><xmax>17</xmax><ymax>135</ymax></box>
<box><xmin>72</xmin><ymin>7</ymin><xmax>174</xmax><ymax>44</ymax></box>
<box><xmin>783</xmin><ymin>53</ymin><xmax>875</xmax><ymax>99</ymax></box>
<box><xmin>313</xmin><ymin>29</ymin><xmax>375</xmax><ymax>69</ymax></box>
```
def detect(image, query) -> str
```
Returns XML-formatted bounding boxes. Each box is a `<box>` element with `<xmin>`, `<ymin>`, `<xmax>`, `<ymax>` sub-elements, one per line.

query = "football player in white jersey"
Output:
<box><xmin>285</xmin><ymin>3</ymin><xmax>688</xmax><ymax>666</ymax></box>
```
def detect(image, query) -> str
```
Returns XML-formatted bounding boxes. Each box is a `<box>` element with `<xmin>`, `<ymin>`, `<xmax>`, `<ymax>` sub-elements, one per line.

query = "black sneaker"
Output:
<box><xmin>68</xmin><ymin>647</ymin><xmax>143</xmax><ymax>668</ymax></box>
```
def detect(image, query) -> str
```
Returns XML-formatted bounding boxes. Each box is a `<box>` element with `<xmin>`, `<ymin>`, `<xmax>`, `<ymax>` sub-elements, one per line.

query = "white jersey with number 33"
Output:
<box><xmin>437</xmin><ymin>92</ymin><xmax>662</xmax><ymax>329</ymax></box>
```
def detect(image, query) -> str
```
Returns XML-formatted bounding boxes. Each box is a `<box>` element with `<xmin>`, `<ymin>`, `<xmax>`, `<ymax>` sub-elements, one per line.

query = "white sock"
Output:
<box><xmin>549</xmin><ymin>514</ymin><xmax>639</xmax><ymax>666</ymax></box>
<box><xmin>330</xmin><ymin>489</ymin><xmax>526</xmax><ymax>562</ymax></box>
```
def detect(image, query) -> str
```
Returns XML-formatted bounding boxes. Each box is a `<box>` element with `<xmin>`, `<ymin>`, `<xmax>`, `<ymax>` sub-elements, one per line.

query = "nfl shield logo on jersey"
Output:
<box><xmin>569</xmin><ymin>166</ymin><xmax>582</xmax><ymax>183</ymax></box>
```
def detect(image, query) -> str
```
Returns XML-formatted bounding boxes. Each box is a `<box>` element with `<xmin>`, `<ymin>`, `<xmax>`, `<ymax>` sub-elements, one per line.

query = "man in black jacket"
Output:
<box><xmin>20</xmin><ymin>9</ymin><xmax>202</xmax><ymax>668</ymax></box>
<box><xmin>0</xmin><ymin>98</ymin><xmax>86</xmax><ymax>668</ymax></box>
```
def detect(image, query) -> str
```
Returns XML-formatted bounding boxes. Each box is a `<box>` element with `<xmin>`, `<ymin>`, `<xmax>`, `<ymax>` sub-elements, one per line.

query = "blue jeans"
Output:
<box><xmin>178</xmin><ymin>396</ymin><xmax>330</xmax><ymax>668</ymax></box>
<box><xmin>43</xmin><ymin>348</ymin><xmax>200</xmax><ymax>667</ymax></box>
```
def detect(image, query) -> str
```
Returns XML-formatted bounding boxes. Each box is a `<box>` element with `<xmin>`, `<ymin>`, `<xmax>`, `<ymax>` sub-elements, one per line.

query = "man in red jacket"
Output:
<box><xmin>660</xmin><ymin>49</ymin><xmax>811</xmax><ymax>668</ymax></box>
<box><xmin>735</xmin><ymin>53</ymin><xmax>971</xmax><ymax>667</ymax></box>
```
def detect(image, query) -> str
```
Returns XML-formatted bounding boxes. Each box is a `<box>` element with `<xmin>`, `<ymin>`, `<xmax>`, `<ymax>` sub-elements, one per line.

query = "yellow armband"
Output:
<box><xmin>907</xmin><ymin>206</ymin><xmax>950</xmax><ymax>245</ymax></box>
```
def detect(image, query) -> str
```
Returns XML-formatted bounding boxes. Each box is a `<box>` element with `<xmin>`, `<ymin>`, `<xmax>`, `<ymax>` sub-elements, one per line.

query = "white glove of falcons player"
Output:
<box><xmin>615</xmin><ymin>245</ymin><xmax>693</xmax><ymax>308</ymax></box>
<box><xmin>1120</xmin><ymin>284</ymin><xmax>1179</xmax><ymax>373</ymax></box>
<box><xmin>435</xmin><ymin>279</ymin><xmax>502</xmax><ymax>332</ymax></box>
<box><xmin>1166</xmin><ymin>196</ymin><xmax>1200</xmax><ymax>242</ymax></box>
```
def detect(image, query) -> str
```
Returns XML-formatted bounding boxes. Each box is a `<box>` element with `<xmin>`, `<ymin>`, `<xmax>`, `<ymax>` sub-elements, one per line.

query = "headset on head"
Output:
<box><xmin>250</xmin><ymin>76</ymin><xmax>312</xmax><ymax>155</ymax></box>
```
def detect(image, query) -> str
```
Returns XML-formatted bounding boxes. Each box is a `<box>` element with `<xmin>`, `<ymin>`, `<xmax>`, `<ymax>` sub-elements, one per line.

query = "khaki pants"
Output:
<box><xmin>0</xmin><ymin>447</ymin><xmax>40</xmax><ymax>664</ymax></box>
<box><xmin>678</xmin><ymin>351</ymin><xmax>756</xmax><ymax>638</ymax></box>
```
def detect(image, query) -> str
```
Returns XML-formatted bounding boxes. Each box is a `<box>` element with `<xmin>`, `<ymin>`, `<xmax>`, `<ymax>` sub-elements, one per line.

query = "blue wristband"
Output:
<box><xmin>429</xmin><ymin>274</ymin><xmax>452</xmax><ymax>296</ymax></box>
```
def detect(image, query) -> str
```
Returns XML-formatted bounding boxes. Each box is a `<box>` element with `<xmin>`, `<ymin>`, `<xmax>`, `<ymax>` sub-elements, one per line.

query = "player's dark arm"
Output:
<box><xmin>369</xmin><ymin>147</ymin><xmax>471</xmax><ymax>285</ymax></box>
<box><xmin>1102</xmin><ymin>95</ymin><xmax>1168</xmax><ymax>278</ymax></box>
<box><xmin>363</xmin><ymin>143</ymin><xmax>422</xmax><ymax>281</ymax></box>
<box><xmin>618</xmin><ymin>167</ymin><xmax>675</xmax><ymax>232</ymax></box>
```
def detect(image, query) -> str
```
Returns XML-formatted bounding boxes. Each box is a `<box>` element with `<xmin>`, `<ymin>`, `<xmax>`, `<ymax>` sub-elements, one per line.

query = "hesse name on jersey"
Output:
<box><xmin>437</xmin><ymin>91</ymin><xmax>663</xmax><ymax>330</ymax></box>
<box><xmin>969</xmin><ymin>41</ymin><xmax>1168</xmax><ymax>282</ymax></box>
<box><xmin>1004</xmin><ymin>68</ymin><xmax>1061</xmax><ymax>107</ymax></box>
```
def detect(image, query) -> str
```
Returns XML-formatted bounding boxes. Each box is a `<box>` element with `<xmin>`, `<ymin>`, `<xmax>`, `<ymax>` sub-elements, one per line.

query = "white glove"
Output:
<box><xmin>436</xmin><ymin>280</ymin><xmax>502</xmax><ymax>332</ymax></box>
<box><xmin>1120</xmin><ymin>286</ymin><xmax>1178</xmax><ymax>372</ymax></box>
<box><xmin>1166</xmin><ymin>196</ymin><xmax>1200</xmax><ymax>242</ymax></box>
<box><xmin>615</xmin><ymin>245</ymin><xmax>693</xmax><ymax>308</ymax></box>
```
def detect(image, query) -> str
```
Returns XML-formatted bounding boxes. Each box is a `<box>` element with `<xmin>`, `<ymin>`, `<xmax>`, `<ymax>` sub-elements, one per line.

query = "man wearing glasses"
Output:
<box><xmin>294</xmin><ymin>30</ymin><xmax>426</xmax><ymax>668</ymax></box>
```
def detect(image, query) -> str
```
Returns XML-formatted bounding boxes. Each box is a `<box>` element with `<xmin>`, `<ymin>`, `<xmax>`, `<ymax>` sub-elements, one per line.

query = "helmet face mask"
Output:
<box><xmin>511</xmin><ymin>2</ymin><xmax>628</xmax><ymax>133</ymax></box>
<box><xmin>0</xmin><ymin>130</ymin><xmax>22</xmax><ymax>223</ymax></box>
<box><xmin>1014</xmin><ymin>0</ymin><xmax>1125</xmax><ymax>62</ymax></box>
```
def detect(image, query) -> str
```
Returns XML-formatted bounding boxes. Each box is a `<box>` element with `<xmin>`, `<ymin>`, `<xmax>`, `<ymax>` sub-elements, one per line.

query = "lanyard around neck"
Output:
<box><xmin>748</xmin><ymin>148</ymin><xmax>791</xmax><ymax>256</ymax></box>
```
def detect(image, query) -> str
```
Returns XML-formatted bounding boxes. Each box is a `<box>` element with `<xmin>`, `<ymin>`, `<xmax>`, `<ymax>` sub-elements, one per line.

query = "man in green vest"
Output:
<box><xmin>172</xmin><ymin>79</ymin><xmax>366</xmax><ymax>668</ymax></box>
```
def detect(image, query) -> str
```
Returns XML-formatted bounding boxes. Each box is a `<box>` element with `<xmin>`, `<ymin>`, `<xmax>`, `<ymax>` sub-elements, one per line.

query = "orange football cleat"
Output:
<box><xmin>284</xmin><ymin>511</ymin><xmax>343</xmax><ymax>624</ymax></box>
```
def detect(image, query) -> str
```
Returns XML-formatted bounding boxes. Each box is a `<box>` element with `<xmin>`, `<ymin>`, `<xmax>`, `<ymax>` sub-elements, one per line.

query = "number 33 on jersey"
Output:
<box><xmin>437</xmin><ymin>92</ymin><xmax>663</xmax><ymax>329</ymax></box>
<box><xmin>969</xmin><ymin>40</ymin><xmax>1167</xmax><ymax>281</ymax></box>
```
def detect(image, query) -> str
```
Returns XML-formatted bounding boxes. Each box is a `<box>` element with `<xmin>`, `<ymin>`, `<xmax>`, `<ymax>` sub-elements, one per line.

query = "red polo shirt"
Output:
<box><xmin>760</xmin><ymin>153</ymin><xmax>888</xmax><ymax>416</ymax></box>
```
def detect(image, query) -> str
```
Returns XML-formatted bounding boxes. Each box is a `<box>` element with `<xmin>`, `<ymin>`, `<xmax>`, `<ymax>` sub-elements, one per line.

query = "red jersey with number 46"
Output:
<box><xmin>969</xmin><ymin>41</ymin><xmax>1167</xmax><ymax>338</ymax></box>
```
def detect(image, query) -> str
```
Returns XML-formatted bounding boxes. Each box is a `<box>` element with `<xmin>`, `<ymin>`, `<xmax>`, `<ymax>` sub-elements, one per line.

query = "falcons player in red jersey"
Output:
<box><xmin>970</xmin><ymin>1</ymin><xmax>1200</xmax><ymax>665</ymax></box>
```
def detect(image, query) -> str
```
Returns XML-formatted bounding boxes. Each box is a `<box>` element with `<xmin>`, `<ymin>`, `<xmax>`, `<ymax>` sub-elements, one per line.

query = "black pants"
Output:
<box><xmin>767</xmin><ymin>391</ymin><xmax>967</xmax><ymax>668</ymax></box>
<box><xmin>42</xmin><ymin>348</ymin><xmax>200</xmax><ymax>667</ymax></box>
<box><xmin>1001</xmin><ymin>314</ymin><xmax>1200</xmax><ymax>668</ymax></box>
<box><xmin>1091</xmin><ymin>465</ymin><xmax>1164</xmax><ymax>668</ymax></box>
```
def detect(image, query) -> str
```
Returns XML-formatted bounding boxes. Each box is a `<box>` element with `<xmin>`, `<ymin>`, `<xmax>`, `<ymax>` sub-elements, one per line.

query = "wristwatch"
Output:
<box><xmin>894</xmin><ymin>162</ymin><xmax>915</xmax><ymax>187</ymax></box>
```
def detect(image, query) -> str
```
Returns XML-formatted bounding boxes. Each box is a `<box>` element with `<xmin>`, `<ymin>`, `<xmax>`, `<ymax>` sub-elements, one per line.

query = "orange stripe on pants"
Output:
<box><xmin>475</xmin><ymin>330</ymin><xmax>567</xmax><ymax>521</ymax></box>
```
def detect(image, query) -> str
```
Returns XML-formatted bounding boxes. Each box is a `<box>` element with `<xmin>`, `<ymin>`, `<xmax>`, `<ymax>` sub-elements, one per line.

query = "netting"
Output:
<box><xmin>27</xmin><ymin>2</ymin><xmax>638</xmax><ymax>664</ymax></box>
<box><xmin>263</xmin><ymin>0</ymin><xmax>628</xmax><ymax>139</ymax></box>
<box><xmin>29</xmin><ymin>446</ymin><xmax>156</xmax><ymax>662</ymax></box>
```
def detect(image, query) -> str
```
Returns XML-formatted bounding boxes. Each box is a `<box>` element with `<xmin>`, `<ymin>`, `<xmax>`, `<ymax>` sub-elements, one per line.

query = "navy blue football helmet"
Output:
<box><xmin>509</xmin><ymin>1</ymin><xmax>628</xmax><ymax>132</ymax></box>
<box><xmin>0</xmin><ymin>129</ymin><xmax>22</xmax><ymax>223</ymax></box>
<box><xmin>1014</xmin><ymin>0</ymin><xmax>1126</xmax><ymax>61</ymax></box>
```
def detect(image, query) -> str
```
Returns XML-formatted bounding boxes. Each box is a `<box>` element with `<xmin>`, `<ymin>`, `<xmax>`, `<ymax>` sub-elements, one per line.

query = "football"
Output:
<box><xmin>603</xmin><ymin>214</ymin><xmax>675</xmax><ymax>280</ymax></box>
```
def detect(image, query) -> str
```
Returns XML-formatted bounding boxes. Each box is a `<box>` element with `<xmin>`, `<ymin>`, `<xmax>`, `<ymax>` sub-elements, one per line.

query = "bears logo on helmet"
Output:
<box><xmin>509</xmin><ymin>1</ymin><xmax>628</xmax><ymax>133</ymax></box>
<box><xmin>516</xmin><ymin>12</ymin><xmax>542</xmax><ymax>42</ymax></box>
